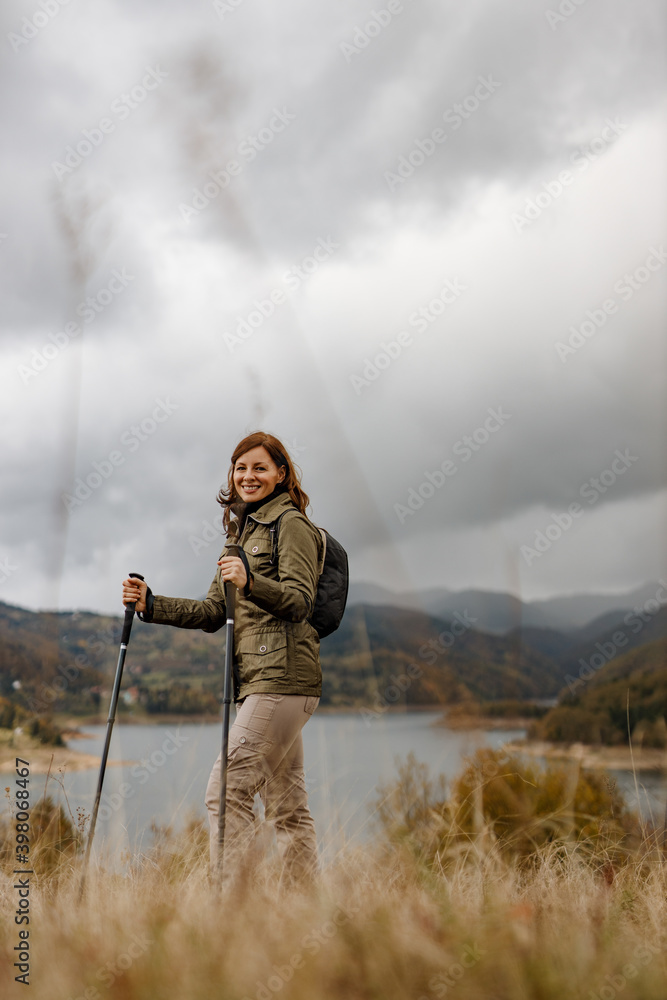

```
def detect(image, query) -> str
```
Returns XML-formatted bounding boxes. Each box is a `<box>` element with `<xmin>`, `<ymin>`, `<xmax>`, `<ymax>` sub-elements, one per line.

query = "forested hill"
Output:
<box><xmin>0</xmin><ymin>597</ymin><xmax>570</xmax><ymax>716</ymax></box>
<box><xmin>0</xmin><ymin>598</ymin><xmax>222</xmax><ymax>714</ymax></box>
<box><xmin>532</xmin><ymin>637</ymin><xmax>667</xmax><ymax>747</ymax></box>
<box><xmin>320</xmin><ymin>604</ymin><xmax>569</xmax><ymax>707</ymax></box>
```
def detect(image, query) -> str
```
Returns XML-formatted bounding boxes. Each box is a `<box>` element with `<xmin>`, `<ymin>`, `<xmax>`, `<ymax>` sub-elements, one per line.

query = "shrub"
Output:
<box><xmin>375</xmin><ymin>748</ymin><xmax>647</xmax><ymax>870</ymax></box>
<box><xmin>0</xmin><ymin>697</ymin><xmax>28</xmax><ymax>730</ymax></box>
<box><xmin>0</xmin><ymin>696</ymin><xmax>16</xmax><ymax>729</ymax></box>
<box><xmin>27</xmin><ymin>715</ymin><xmax>64</xmax><ymax>746</ymax></box>
<box><xmin>531</xmin><ymin>705</ymin><xmax>612</xmax><ymax>744</ymax></box>
<box><xmin>0</xmin><ymin>794</ymin><xmax>81</xmax><ymax>876</ymax></box>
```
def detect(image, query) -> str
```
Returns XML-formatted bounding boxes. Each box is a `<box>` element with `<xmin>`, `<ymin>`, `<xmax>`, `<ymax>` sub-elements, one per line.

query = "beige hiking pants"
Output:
<box><xmin>204</xmin><ymin>693</ymin><xmax>319</xmax><ymax>885</ymax></box>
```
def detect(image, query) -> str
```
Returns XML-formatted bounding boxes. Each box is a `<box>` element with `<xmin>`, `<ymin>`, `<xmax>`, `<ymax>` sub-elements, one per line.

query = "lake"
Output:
<box><xmin>23</xmin><ymin>711</ymin><xmax>667</xmax><ymax>864</ymax></box>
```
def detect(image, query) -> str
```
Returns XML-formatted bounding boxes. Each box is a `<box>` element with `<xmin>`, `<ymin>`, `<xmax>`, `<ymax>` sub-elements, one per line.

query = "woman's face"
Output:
<box><xmin>233</xmin><ymin>446</ymin><xmax>285</xmax><ymax>503</ymax></box>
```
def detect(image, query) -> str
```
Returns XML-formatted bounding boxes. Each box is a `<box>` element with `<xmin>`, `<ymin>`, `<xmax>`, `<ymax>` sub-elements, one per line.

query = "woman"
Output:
<box><xmin>122</xmin><ymin>431</ymin><xmax>324</xmax><ymax>886</ymax></box>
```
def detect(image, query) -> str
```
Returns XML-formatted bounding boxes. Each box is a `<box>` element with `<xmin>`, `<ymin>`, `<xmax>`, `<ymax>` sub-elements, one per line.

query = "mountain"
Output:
<box><xmin>346</xmin><ymin>582</ymin><xmax>546</xmax><ymax>632</ymax></box>
<box><xmin>319</xmin><ymin>604</ymin><xmax>566</xmax><ymax>708</ymax></box>
<box><xmin>533</xmin><ymin>637</ymin><xmax>667</xmax><ymax>747</ymax></box>
<box><xmin>0</xmin><ymin>598</ymin><xmax>223</xmax><ymax>714</ymax></box>
<box><xmin>424</xmin><ymin>589</ymin><xmax>554</xmax><ymax>633</ymax></box>
<box><xmin>0</xmin><ymin>601</ymin><xmax>104</xmax><ymax>710</ymax></box>
<box><xmin>347</xmin><ymin>580</ymin><xmax>665</xmax><ymax>635</ymax></box>
<box><xmin>526</xmin><ymin>581</ymin><xmax>666</xmax><ymax>632</ymax></box>
<box><xmin>3</xmin><ymin>586</ymin><xmax>663</xmax><ymax>718</ymax></box>
<box><xmin>346</xmin><ymin>582</ymin><xmax>428</xmax><ymax>608</ymax></box>
<box><xmin>557</xmin><ymin>606</ymin><xmax>667</xmax><ymax>683</ymax></box>
<box><xmin>0</xmin><ymin>598</ymin><xmax>566</xmax><ymax>716</ymax></box>
<box><xmin>502</xmin><ymin>626</ymin><xmax>575</xmax><ymax>665</ymax></box>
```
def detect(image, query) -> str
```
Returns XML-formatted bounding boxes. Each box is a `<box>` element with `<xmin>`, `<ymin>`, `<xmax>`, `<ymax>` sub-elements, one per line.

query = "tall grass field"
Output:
<box><xmin>1</xmin><ymin>748</ymin><xmax>665</xmax><ymax>999</ymax></box>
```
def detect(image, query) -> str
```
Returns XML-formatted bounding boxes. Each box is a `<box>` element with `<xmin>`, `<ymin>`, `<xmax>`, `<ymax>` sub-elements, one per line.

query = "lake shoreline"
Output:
<box><xmin>58</xmin><ymin>704</ymin><xmax>446</xmax><ymax>729</ymax></box>
<box><xmin>432</xmin><ymin>712</ymin><xmax>538</xmax><ymax>731</ymax></box>
<box><xmin>0</xmin><ymin>735</ymin><xmax>127</xmax><ymax>774</ymax></box>
<box><xmin>506</xmin><ymin>738</ymin><xmax>667</xmax><ymax>772</ymax></box>
<box><xmin>28</xmin><ymin>711</ymin><xmax>667</xmax><ymax>776</ymax></box>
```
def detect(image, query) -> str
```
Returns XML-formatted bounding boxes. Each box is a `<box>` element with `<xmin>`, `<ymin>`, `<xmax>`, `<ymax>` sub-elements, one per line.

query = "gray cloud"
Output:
<box><xmin>1</xmin><ymin>0</ymin><xmax>665</xmax><ymax>612</ymax></box>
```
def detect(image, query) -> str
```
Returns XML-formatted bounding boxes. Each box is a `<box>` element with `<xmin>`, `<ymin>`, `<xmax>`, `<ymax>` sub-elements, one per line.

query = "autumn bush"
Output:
<box><xmin>374</xmin><ymin>748</ymin><xmax>650</xmax><ymax>870</ymax></box>
<box><xmin>0</xmin><ymin>793</ymin><xmax>81</xmax><ymax>878</ymax></box>
<box><xmin>0</xmin><ymin>750</ymin><xmax>664</xmax><ymax>999</ymax></box>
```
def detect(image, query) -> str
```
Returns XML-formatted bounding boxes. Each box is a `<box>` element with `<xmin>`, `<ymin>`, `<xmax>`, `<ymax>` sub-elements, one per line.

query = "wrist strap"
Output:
<box><xmin>137</xmin><ymin>586</ymin><xmax>154</xmax><ymax>622</ymax></box>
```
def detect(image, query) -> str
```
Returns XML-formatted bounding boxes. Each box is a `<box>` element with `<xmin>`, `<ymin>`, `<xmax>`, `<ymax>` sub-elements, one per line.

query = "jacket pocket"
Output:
<box><xmin>236</xmin><ymin>628</ymin><xmax>289</xmax><ymax>685</ymax></box>
<box><xmin>243</xmin><ymin>532</ymin><xmax>273</xmax><ymax>573</ymax></box>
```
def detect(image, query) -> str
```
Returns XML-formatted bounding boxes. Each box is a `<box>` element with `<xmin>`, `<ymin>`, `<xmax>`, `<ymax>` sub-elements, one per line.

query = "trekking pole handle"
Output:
<box><xmin>121</xmin><ymin>572</ymin><xmax>144</xmax><ymax>644</ymax></box>
<box><xmin>222</xmin><ymin>552</ymin><xmax>238</xmax><ymax>615</ymax></box>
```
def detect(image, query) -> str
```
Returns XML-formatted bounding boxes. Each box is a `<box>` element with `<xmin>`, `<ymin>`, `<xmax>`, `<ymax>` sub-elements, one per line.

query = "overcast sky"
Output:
<box><xmin>1</xmin><ymin>0</ymin><xmax>666</xmax><ymax>615</ymax></box>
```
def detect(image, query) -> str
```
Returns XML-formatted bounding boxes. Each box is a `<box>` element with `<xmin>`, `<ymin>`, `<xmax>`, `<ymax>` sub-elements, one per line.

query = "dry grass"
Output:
<box><xmin>1</xmin><ymin>825</ymin><xmax>665</xmax><ymax>999</ymax></box>
<box><xmin>2</xmin><ymin>747</ymin><xmax>666</xmax><ymax>999</ymax></box>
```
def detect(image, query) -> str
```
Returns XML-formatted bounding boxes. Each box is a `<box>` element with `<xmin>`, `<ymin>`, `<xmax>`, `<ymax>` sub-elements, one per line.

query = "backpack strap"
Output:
<box><xmin>269</xmin><ymin>510</ymin><xmax>290</xmax><ymax>565</ymax></box>
<box><xmin>269</xmin><ymin>510</ymin><xmax>325</xmax><ymax>575</ymax></box>
<box><xmin>316</xmin><ymin>528</ymin><xmax>326</xmax><ymax>575</ymax></box>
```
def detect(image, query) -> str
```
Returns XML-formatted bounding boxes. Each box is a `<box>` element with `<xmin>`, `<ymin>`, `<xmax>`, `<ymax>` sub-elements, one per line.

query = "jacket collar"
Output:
<box><xmin>228</xmin><ymin>491</ymin><xmax>296</xmax><ymax>541</ymax></box>
<box><xmin>246</xmin><ymin>490</ymin><xmax>296</xmax><ymax>524</ymax></box>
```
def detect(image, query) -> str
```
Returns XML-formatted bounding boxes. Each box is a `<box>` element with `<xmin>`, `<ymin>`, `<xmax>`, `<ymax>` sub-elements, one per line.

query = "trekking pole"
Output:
<box><xmin>78</xmin><ymin>572</ymin><xmax>144</xmax><ymax>898</ymax></box>
<box><xmin>217</xmin><ymin>544</ymin><xmax>247</xmax><ymax>884</ymax></box>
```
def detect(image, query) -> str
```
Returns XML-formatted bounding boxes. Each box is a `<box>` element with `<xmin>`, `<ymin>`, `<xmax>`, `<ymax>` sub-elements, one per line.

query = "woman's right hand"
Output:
<box><xmin>122</xmin><ymin>576</ymin><xmax>148</xmax><ymax>613</ymax></box>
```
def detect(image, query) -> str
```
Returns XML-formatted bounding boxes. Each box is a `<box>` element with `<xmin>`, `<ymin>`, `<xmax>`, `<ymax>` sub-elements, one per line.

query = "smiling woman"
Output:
<box><xmin>230</xmin><ymin>444</ymin><xmax>286</xmax><ymax>505</ymax></box>
<box><xmin>121</xmin><ymin>431</ymin><xmax>324</xmax><ymax>889</ymax></box>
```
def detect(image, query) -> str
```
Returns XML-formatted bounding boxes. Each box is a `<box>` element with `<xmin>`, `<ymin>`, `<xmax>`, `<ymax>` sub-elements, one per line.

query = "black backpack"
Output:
<box><xmin>269</xmin><ymin>511</ymin><xmax>348</xmax><ymax>639</ymax></box>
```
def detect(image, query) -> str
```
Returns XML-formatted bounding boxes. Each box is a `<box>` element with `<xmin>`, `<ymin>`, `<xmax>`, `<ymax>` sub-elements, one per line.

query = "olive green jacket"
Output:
<box><xmin>147</xmin><ymin>492</ymin><xmax>324</xmax><ymax>700</ymax></box>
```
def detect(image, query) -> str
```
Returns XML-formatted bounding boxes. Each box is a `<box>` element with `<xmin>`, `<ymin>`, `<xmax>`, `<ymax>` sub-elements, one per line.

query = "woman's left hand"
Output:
<box><xmin>217</xmin><ymin>555</ymin><xmax>249</xmax><ymax>590</ymax></box>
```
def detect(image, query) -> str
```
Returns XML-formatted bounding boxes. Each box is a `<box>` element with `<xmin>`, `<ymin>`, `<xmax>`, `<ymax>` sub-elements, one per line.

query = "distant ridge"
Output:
<box><xmin>347</xmin><ymin>580</ymin><xmax>665</xmax><ymax>635</ymax></box>
<box><xmin>2</xmin><ymin>589</ymin><xmax>665</xmax><ymax>715</ymax></box>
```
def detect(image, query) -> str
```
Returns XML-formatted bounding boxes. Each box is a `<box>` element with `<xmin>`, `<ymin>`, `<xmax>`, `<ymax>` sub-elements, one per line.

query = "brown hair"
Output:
<box><xmin>216</xmin><ymin>431</ymin><xmax>310</xmax><ymax>531</ymax></box>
